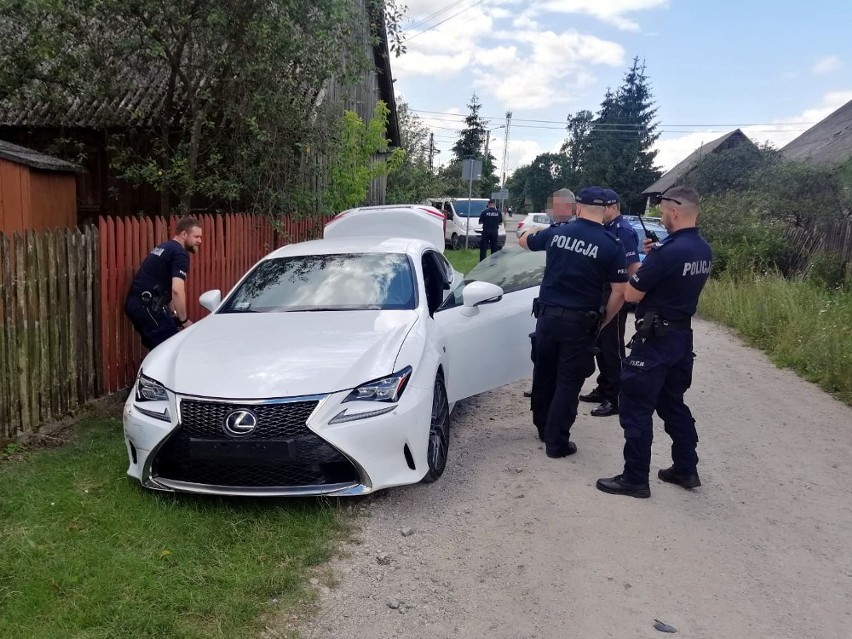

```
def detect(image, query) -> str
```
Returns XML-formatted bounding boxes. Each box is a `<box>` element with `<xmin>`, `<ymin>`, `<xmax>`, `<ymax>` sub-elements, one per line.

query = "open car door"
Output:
<box><xmin>433</xmin><ymin>248</ymin><xmax>545</xmax><ymax>403</ymax></box>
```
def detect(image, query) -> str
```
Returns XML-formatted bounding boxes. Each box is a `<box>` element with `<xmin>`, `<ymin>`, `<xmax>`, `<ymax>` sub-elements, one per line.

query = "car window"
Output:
<box><xmin>533</xmin><ymin>214</ymin><xmax>552</xmax><ymax>224</ymax></box>
<box><xmin>220</xmin><ymin>253</ymin><xmax>416</xmax><ymax>312</ymax></box>
<box><xmin>452</xmin><ymin>199</ymin><xmax>489</xmax><ymax>217</ymax></box>
<box><xmin>437</xmin><ymin>247</ymin><xmax>545</xmax><ymax>310</ymax></box>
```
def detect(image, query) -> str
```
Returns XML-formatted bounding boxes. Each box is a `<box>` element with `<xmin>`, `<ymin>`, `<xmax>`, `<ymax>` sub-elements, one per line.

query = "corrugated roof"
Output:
<box><xmin>642</xmin><ymin>129</ymin><xmax>754</xmax><ymax>195</ymax></box>
<box><xmin>0</xmin><ymin>139</ymin><xmax>80</xmax><ymax>171</ymax></box>
<box><xmin>781</xmin><ymin>98</ymin><xmax>852</xmax><ymax>166</ymax></box>
<box><xmin>0</xmin><ymin>65</ymin><xmax>172</xmax><ymax>128</ymax></box>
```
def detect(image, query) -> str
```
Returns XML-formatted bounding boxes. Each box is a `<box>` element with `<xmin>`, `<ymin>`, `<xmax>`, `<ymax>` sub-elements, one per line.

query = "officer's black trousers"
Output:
<box><xmin>619</xmin><ymin>329</ymin><xmax>698</xmax><ymax>484</ymax></box>
<box><xmin>479</xmin><ymin>230</ymin><xmax>500</xmax><ymax>261</ymax></box>
<box><xmin>531</xmin><ymin>315</ymin><xmax>595</xmax><ymax>453</ymax></box>
<box><xmin>124</xmin><ymin>298</ymin><xmax>178</xmax><ymax>351</ymax></box>
<box><xmin>593</xmin><ymin>304</ymin><xmax>629</xmax><ymax>404</ymax></box>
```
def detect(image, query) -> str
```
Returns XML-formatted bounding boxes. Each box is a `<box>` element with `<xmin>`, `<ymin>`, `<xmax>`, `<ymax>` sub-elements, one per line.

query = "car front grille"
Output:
<box><xmin>151</xmin><ymin>398</ymin><xmax>360</xmax><ymax>488</ymax></box>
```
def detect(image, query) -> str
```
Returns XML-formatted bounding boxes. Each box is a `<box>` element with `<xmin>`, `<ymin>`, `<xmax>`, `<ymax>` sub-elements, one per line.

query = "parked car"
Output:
<box><xmin>427</xmin><ymin>197</ymin><xmax>506</xmax><ymax>250</ymax></box>
<box><xmin>123</xmin><ymin>205</ymin><xmax>538</xmax><ymax>497</ymax></box>
<box><xmin>515</xmin><ymin>212</ymin><xmax>554</xmax><ymax>238</ymax></box>
<box><xmin>622</xmin><ymin>215</ymin><xmax>669</xmax><ymax>261</ymax></box>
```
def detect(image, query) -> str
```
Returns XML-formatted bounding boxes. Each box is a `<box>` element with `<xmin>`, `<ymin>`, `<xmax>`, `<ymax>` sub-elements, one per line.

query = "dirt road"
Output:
<box><xmin>290</xmin><ymin>315</ymin><xmax>852</xmax><ymax>639</ymax></box>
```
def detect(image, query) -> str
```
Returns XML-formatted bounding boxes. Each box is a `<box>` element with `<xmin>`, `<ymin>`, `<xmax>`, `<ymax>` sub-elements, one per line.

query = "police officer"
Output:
<box><xmin>580</xmin><ymin>189</ymin><xmax>641</xmax><ymax>417</ymax></box>
<box><xmin>478</xmin><ymin>199</ymin><xmax>502</xmax><ymax>261</ymax></box>
<box><xmin>124</xmin><ymin>216</ymin><xmax>203</xmax><ymax>350</ymax></box>
<box><xmin>519</xmin><ymin>186</ymin><xmax>627</xmax><ymax>457</ymax></box>
<box><xmin>596</xmin><ymin>186</ymin><xmax>712</xmax><ymax>498</ymax></box>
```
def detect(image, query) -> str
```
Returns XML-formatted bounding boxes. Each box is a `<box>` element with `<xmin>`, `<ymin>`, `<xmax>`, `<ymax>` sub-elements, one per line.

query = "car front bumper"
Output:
<box><xmin>123</xmin><ymin>384</ymin><xmax>433</xmax><ymax>497</ymax></box>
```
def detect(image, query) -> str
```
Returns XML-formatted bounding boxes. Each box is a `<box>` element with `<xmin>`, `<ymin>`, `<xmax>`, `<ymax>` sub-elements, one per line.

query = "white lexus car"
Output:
<box><xmin>123</xmin><ymin>205</ymin><xmax>545</xmax><ymax>496</ymax></box>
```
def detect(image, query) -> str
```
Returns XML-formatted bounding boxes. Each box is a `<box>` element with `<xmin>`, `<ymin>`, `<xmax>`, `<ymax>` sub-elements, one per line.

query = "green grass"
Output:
<box><xmin>699</xmin><ymin>275</ymin><xmax>852</xmax><ymax>405</ymax></box>
<box><xmin>445</xmin><ymin>248</ymin><xmax>481</xmax><ymax>275</ymax></box>
<box><xmin>0</xmin><ymin>416</ymin><xmax>344</xmax><ymax>639</ymax></box>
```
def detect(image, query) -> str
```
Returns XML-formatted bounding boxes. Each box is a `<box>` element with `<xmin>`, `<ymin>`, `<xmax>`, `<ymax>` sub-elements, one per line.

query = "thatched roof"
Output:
<box><xmin>0</xmin><ymin>139</ymin><xmax>79</xmax><ymax>171</ymax></box>
<box><xmin>643</xmin><ymin>129</ymin><xmax>754</xmax><ymax>195</ymax></box>
<box><xmin>781</xmin><ymin>98</ymin><xmax>852</xmax><ymax>166</ymax></box>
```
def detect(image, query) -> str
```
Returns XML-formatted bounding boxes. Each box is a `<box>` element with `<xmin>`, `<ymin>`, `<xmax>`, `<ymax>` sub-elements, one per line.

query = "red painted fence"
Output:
<box><xmin>98</xmin><ymin>213</ymin><xmax>330</xmax><ymax>393</ymax></box>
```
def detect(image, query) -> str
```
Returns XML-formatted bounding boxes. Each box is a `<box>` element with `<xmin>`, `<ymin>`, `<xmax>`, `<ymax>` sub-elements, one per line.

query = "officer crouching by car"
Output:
<box><xmin>124</xmin><ymin>216</ymin><xmax>203</xmax><ymax>350</ymax></box>
<box><xmin>519</xmin><ymin>186</ymin><xmax>627</xmax><ymax>458</ymax></box>
<box><xmin>596</xmin><ymin>186</ymin><xmax>712</xmax><ymax>498</ymax></box>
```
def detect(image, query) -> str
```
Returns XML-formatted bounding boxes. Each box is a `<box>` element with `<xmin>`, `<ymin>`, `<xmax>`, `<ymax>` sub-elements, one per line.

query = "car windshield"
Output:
<box><xmin>220</xmin><ymin>253</ymin><xmax>416</xmax><ymax>313</ymax></box>
<box><xmin>453</xmin><ymin>199</ymin><xmax>489</xmax><ymax>217</ymax></box>
<box><xmin>438</xmin><ymin>247</ymin><xmax>545</xmax><ymax>310</ymax></box>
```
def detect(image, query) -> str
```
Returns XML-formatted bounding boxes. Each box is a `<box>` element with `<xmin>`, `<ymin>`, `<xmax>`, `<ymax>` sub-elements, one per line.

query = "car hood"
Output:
<box><xmin>140</xmin><ymin>311</ymin><xmax>418</xmax><ymax>399</ymax></box>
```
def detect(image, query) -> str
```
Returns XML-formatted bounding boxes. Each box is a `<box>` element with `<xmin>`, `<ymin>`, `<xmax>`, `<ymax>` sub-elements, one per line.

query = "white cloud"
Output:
<box><xmin>532</xmin><ymin>0</ymin><xmax>669</xmax><ymax>31</ymax></box>
<box><xmin>396</xmin><ymin>5</ymin><xmax>494</xmax><ymax>79</ymax></box>
<box><xmin>476</xmin><ymin>30</ymin><xmax>625</xmax><ymax>109</ymax></box>
<box><xmin>652</xmin><ymin>89</ymin><xmax>852</xmax><ymax>172</ymax></box>
<box><xmin>812</xmin><ymin>55</ymin><xmax>843</xmax><ymax>75</ymax></box>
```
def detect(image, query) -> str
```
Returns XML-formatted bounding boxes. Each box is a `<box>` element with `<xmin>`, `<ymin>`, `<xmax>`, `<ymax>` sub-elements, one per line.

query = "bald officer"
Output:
<box><xmin>597</xmin><ymin>186</ymin><xmax>712</xmax><ymax>498</ymax></box>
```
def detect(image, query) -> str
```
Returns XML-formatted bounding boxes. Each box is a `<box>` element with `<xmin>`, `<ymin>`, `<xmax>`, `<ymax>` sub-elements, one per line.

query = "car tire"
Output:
<box><xmin>450</xmin><ymin>233</ymin><xmax>460</xmax><ymax>250</ymax></box>
<box><xmin>422</xmin><ymin>374</ymin><xmax>450</xmax><ymax>483</ymax></box>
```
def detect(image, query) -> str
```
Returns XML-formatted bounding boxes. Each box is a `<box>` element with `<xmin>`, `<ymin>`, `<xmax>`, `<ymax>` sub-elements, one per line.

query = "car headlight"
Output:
<box><xmin>135</xmin><ymin>373</ymin><xmax>169</xmax><ymax>402</ymax></box>
<box><xmin>342</xmin><ymin>366</ymin><xmax>412</xmax><ymax>403</ymax></box>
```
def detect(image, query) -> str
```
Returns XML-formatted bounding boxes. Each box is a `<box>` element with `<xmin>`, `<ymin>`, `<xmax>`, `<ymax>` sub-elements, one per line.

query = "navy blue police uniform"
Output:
<box><xmin>124</xmin><ymin>239</ymin><xmax>190</xmax><ymax>350</ymax></box>
<box><xmin>587</xmin><ymin>200</ymin><xmax>641</xmax><ymax>413</ymax></box>
<box><xmin>526</xmin><ymin>189</ymin><xmax>627</xmax><ymax>456</ymax></box>
<box><xmin>478</xmin><ymin>204</ymin><xmax>502</xmax><ymax>261</ymax></box>
<box><xmin>616</xmin><ymin>227</ymin><xmax>712</xmax><ymax>487</ymax></box>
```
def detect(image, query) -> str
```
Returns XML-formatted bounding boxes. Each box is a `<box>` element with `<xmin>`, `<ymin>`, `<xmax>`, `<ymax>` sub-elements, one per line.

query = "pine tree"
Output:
<box><xmin>451</xmin><ymin>93</ymin><xmax>487</xmax><ymax>162</ymax></box>
<box><xmin>569</xmin><ymin>58</ymin><xmax>662</xmax><ymax>212</ymax></box>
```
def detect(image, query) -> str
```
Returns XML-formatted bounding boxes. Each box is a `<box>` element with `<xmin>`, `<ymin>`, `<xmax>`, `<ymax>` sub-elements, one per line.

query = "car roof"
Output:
<box><xmin>264</xmin><ymin>236</ymin><xmax>434</xmax><ymax>260</ymax></box>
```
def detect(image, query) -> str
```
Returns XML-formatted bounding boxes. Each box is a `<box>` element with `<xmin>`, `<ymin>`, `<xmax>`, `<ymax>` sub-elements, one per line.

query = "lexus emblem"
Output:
<box><xmin>223</xmin><ymin>409</ymin><xmax>258</xmax><ymax>436</ymax></box>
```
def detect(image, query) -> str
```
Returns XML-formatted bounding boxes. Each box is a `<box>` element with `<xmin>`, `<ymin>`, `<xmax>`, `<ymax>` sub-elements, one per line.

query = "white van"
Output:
<box><xmin>427</xmin><ymin>198</ymin><xmax>506</xmax><ymax>250</ymax></box>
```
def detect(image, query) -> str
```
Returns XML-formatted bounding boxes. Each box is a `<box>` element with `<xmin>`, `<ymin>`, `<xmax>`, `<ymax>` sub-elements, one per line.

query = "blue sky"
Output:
<box><xmin>391</xmin><ymin>0</ymin><xmax>852</xmax><ymax>177</ymax></box>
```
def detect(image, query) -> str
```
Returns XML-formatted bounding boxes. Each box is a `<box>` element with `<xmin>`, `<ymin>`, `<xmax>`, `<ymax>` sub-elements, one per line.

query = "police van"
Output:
<box><xmin>427</xmin><ymin>197</ymin><xmax>507</xmax><ymax>250</ymax></box>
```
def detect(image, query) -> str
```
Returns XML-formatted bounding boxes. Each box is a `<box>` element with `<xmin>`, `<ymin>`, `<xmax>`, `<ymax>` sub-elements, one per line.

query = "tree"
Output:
<box><xmin>0</xmin><ymin>0</ymin><xmax>399</xmax><ymax>216</ymax></box>
<box><xmin>506</xmin><ymin>153</ymin><xmax>570</xmax><ymax>211</ymax></box>
<box><xmin>327</xmin><ymin>102</ymin><xmax>404</xmax><ymax>212</ymax></box>
<box><xmin>560</xmin><ymin>109</ymin><xmax>594</xmax><ymax>181</ymax></box>
<box><xmin>386</xmin><ymin>100</ymin><xmax>449</xmax><ymax>203</ymax></box>
<box><xmin>565</xmin><ymin>58</ymin><xmax>662</xmax><ymax>211</ymax></box>
<box><xmin>687</xmin><ymin>143</ymin><xmax>781</xmax><ymax>197</ymax></box>
<box><xmin>451</xmin><ymin>94</ymin><xmax>487</xmax><ymax>162</ymax></box>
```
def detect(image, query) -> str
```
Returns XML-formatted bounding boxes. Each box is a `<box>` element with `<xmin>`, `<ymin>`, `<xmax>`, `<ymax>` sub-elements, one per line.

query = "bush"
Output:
<box><xmin>699</xmin><ymin>192</ymin><xmax>790</xmax><ymax>277</ymax></box>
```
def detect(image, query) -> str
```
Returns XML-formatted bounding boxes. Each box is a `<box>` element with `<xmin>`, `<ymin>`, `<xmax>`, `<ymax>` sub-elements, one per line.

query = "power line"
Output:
<box><xmin>408</xmin><ymin>107</ymin><xmax>819</xmax><ymax>128</ymax></box>
<box><xmin>404</xmin><ymin>0</ymin><xmax>471</xmax><ymax>33</ymax></box>
<box><xmin>403</xmin><ymin>0</ymin><xmax>510</xmax><ymax>42</ymax></box>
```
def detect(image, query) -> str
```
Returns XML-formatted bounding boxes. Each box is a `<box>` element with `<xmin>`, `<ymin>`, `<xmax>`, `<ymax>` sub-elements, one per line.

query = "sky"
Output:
<box><xmin>390</xmin><ymin>0</ymin><xmax>852</xmax><ymax>181</ymax></box>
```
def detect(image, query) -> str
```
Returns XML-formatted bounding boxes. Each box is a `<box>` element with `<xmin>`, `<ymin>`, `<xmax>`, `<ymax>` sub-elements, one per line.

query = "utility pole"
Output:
<box><xmin>428</xmin><ymin>133</ymin><xmax>435</xmax><ymax>172</ymax></box>
<box><xmin>501</xmin><ymin>111</ymin><xmax>512</xmax><ymax>187</ymax></box>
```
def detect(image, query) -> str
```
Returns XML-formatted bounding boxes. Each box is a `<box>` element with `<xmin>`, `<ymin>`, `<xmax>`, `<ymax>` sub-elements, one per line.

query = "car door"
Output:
<box><xmin>433</xmin><ymin>247</ymin><xmax>546</xmax><ymax>403</ymax></box>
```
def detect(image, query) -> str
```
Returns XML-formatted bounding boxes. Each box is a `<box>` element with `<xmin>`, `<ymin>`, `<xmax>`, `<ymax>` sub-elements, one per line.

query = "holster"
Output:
<box><xmin>531</xmin><ymin>297</ymin><xmax>541</xmax><ymax>317</ymax></box>
<box><xmin>635</xmin><ymin>311</ymin><xmax>690</xmax><ymax>337</ymax></box>
<box><xmin>584</xmin><ymin>310</ymin><xmax>602</xmax><ymax>335</ymax></box>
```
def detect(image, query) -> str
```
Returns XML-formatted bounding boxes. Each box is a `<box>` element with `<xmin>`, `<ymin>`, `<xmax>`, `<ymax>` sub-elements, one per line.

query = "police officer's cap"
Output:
<box><xmin>602</xmin><ymin>188</ymin><xmax>620</xmax><ymax>206</ymax></box>
<box><xmin>575</xmin><ymin>186</ymin><xmax>609</xmax><ymax>206</ymax></box>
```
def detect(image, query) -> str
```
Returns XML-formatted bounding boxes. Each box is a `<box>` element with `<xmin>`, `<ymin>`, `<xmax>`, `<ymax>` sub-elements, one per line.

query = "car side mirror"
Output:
<box><xmin>445</xmin><ymin>211</ymin><xmax>454</xmax><ymax>220</ymax></box>
<box><xmin>199</xmin><ymin>289</ymin><xmax>222</xmax><ymax>313</ymax></box>
<box><xmin>462</xmin><ymin>281</ymin><xmax>503</xmax><ymax>309</ymax></box>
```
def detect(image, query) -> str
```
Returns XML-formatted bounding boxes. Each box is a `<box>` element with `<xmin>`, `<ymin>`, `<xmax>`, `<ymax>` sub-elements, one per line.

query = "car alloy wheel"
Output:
<box><xmin>422</xmin><ymin>374</ymin><xmax>450</xmax><ymax>483</ymax></box>
<box><xmin>450</xmin><ymin>233</ymin><xmax>460</xmax><ymax>250</ymax></box>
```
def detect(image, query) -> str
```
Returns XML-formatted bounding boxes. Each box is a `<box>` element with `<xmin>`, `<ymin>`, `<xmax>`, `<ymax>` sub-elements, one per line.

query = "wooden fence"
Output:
<box><xmin>0</xmin><ymin>227</ymin><xmax>99</xmax><ymax>439</ymax></box>
<box><xmin>785</xmin><ymin>219</ymin><xmax>852</xmax><ymax>273</ymax></box>
<box><xmin>0</xmin><ymin>213</ymin><xmax>329</xmax><ymax>440</ymax></box>
<box><xmin>98</xmin><ymin>213</ymin><xmax>330</xmax><ymax>393</ymax></box>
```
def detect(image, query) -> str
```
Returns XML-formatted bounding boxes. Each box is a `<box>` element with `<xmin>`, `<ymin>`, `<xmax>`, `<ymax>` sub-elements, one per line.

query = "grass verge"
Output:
<box><xmin>0</xmin><ymin>415</ymin><xmax>344</xmax><ymax>639</ymax></box>
<box><xmin>699</xmin><ymin>274</ymin><xmax>852</xmax><ymax>406</ymax></box>
<box><xmin>445</xmin><ymin>248</ymin><xmax>481</xmax><ymax>275</ymax></box>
